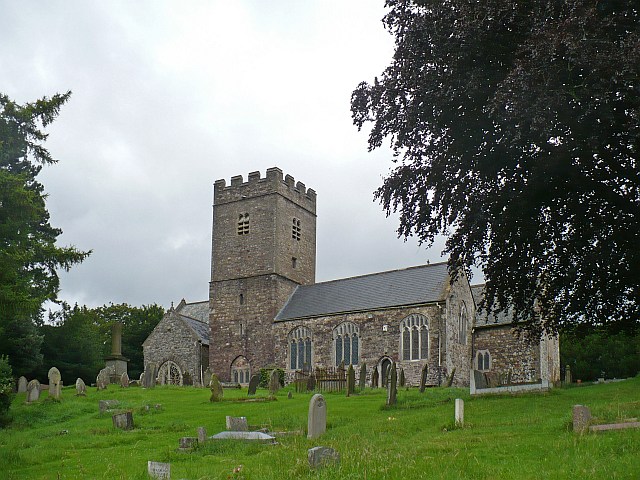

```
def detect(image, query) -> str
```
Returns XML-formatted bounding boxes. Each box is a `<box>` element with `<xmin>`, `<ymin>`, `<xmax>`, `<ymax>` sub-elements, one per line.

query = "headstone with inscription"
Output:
<box><xmin>209</xmin><ymin>374</ymin><xmax>223</xmax><ymax>402</ymax></box>
<box><xmin>26</xmin><ymin>379</ymin><xmax>40</xmax><ymax>403</ymax></box>
<box><xmin>573</xmin><ymin>405</ymin><xmax>591</xmax><ymax>433</ymax></box>
<box><xmin>48</xmin><ymin>367</ymin><xmax>62</xmax><ymax>399</ymax></box>
<box><xmin>308</xmin><ymin>446</ymin><xmax>340</xmax><ymax>469</ymax></box>
<box><xmin>17</xmin><ymin>376</ymin><xmax>28</xmax><ymax>393</ymax></box>
<box><xmin>112</xmin><ymin>411</ymin><xmax>134</xmax><ymax>430</ymax></box>
<box><xmin>226</xmin><ymin>416</ymin><xmax>248</xmax><ymax>431</ymax></box>
<box><xmin>359</xmin><ymin>363</ymin><xmax>366</xmax><ymax>391</ymax></box>
<box><xmin>75</xmin><ymin>378</ymin><xmax>87</xmax><ymax>396</ymax></box>
<box><xmin>307</xmin><ymin>394</ymin><xmax>327</xmax><ymax>439</ymax></box>
<box><xmin>386</xmin><ymin>362</ymin><xmax>397</xmax><ymax>406</ymax></box>
<box><xmin>247</xmin><ymin>374</ymin><xmax>259</xmax><ymax>395</ymax></box>
<box><xmin>147</xmin><ymin>461</ymin><xmax>170</xmax><ymax>480</ymax></box>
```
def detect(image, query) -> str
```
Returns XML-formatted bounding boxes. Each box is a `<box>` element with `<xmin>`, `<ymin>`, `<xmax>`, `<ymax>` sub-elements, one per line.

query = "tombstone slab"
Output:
<box><xmin>26</xmin><ymin>379</ymin><xmax>40</xmax><ymax>403</ymax></box>
<box><xmin>307</xmin><ymin>394</ymin><xmax>327</xmax><ymax>439</ymax></box>
<box><xmin>147</xmin><ymin>461</ymin><xmax>170</xmax><ymax>480</ymax></box>
<box><xmin>210</xmin><ymin>431</ymin><xmax>276</xmax><ymax>443</ymax></box>
<box><xmin>99</xmin><ymin>399</ymin><xmax>120</xmax><ymax>413</ymax></box>
<box><xmin>226</xmin><ymin>416</ymin><xmax>248</xmax><ymax>431</ymax></box>
<box><xmin>75</xmin><ymin>378</ymin><xmax>87</xmax><ymax>396</ymax></box>
<box><xmin>308</xmin><ymin>446</ymin><xmax>340</xmax><ymax>469</ymax></box>
<box><xmin>48</xmin><ymin>367</ymin><xmax>62</xmax><ymax>399</ymax></box>
<box><xmin>112</xmin><ymin>411</ymin><xmax>134</xmax><ymax>430</ymax></box>
<box><xmin>17</xmin><ymin>376</ymin><xmax>28</xmax><ymax>393</ymax></box>
<box><xmin>247</xmin><ymin>374</ymin><xmax>260</xmax><ymax>395</ymax></box>
<box><xmin>178</xmin><ymin>437</ymin><xmax>197</xmax><ymax>450</ymax></box>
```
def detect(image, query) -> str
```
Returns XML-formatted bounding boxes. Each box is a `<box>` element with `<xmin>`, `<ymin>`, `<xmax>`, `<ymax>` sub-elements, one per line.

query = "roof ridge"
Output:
<box><xmin>179</xmin><ymin>313</ymin><xmax>207</xmax><ymax>324</ymax></box>
<box><xmin>305</xmin><ymin>262</ymin><xmax>449</xmax><ymax>288</ymax></box>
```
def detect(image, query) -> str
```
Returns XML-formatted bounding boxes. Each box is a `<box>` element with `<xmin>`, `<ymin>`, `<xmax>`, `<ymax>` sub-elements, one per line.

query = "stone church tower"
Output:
<box><xmin>209</xmin><ymin>168</ymin><xmax>317</xmax><ymax>381</ymax></box>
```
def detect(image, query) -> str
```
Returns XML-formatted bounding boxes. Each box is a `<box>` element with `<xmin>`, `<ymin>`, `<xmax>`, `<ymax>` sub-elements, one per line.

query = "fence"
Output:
<box><xmin>293</xmin><ymin>366</ymin><xmax>347</xmax><ymax>393</ymax></box>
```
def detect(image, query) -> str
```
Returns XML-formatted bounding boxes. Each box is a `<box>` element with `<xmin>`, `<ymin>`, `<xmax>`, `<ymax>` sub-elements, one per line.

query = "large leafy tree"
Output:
<box><xmin>352</xmin><ymin>1</ymin><xmax>639</xmax><ymax>335</ymax></box>
<box><xmin>0</xmin><ymin>92</ymin><xmax>91</xmax><ymax>373</ymax></box>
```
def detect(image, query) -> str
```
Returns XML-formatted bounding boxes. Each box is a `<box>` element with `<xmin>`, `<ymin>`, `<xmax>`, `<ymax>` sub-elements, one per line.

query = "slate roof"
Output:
<box><xmin>471</xmin><ymin>284</ymin><xmax>513</xmax><ymax>326</ymax></box>
<box><xmin>176</xmin><ymin>301</ymin><xmax>210</xmax><ymax>344</ymax></box>
<box><xmin>275</xmin><ymin>262</ymin><xmax>450</xmax><ymax>321</ymax></box>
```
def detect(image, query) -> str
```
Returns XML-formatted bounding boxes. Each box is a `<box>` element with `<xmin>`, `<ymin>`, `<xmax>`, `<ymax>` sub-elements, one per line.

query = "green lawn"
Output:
<box><xmin>1</xmin><ymin>377</ymin><xmax>639</xmax><ymax>479</ymax></box>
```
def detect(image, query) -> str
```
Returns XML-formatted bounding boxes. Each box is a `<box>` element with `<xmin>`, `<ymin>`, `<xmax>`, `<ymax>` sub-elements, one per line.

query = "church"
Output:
<box><xmin>143</xmin><ymin>167</ymin><xmax>559</xmax><ymax>389</ymax></box>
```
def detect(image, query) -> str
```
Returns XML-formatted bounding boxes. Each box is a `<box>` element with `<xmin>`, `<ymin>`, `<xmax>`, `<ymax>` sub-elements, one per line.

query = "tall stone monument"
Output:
<box><xmin>105</xmin><ymin>322</ymin><xmax>128</xmax><ymax>383</ymax></box>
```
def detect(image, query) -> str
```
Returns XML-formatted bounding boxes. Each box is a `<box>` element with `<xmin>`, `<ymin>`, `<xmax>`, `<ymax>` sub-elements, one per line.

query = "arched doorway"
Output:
<box><xmin>376</xmin><ymin>357</ymin><xmax>392</xmax><ymax>388</ymax></box>
<box><xmin>158</xmin><ymin>360</ymin><xmax>183</xmax><ymax>386</ymax></box>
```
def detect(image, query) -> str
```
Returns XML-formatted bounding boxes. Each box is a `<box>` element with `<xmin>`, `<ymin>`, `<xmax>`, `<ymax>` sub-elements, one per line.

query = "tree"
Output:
<box><xmin>351</xmin><ymin>1</ymin><xmax>639</xmax><ymax>335</ymax></box>
<box><xmin>0</xmin><ymin>92</ymin><xmax>91</xmax><ymax>373</ymax></box>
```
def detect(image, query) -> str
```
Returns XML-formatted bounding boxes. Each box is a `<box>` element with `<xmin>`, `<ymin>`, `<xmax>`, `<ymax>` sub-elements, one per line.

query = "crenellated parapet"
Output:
<box><xmin>214</xmin><ymin>167</ymin><xmax>316</xmax><ymax>214</ymax></box>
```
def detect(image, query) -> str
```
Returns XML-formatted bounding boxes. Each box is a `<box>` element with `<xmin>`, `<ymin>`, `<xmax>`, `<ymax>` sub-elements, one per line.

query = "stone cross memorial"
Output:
<box><xmin>48</xmin><ymin>367</ymin><xmax>62</xmax><ymax>400</ymax></box>
<box><xmin>307</xmin><ymin>394</ymin><xmax>327</xmax><ymax>439</ymax></box>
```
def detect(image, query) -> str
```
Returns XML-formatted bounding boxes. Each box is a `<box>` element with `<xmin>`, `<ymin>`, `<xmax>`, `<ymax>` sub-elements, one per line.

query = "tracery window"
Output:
<box><xmin>333</xmin><ymin>322</ymin><xmax>359</xmax><ymax>366</ymax></box>
<box><xmin>231</xmin><ymin>356</ymin><xmax>250</xmax><ymax>385</ymax></box>
<box><xmin>400</xmin><ymin>314</ymin><xmax>429</xmax><ymax>361</ymax></box>
<box><xmin>292</xmin><ymin>218</ymin><xmax>301</xmax><ymax>241</ymax></box>
<box><xmin>158</xmin><ymin>360</ymin><xmax>183</xmax><ymax>386</ymax></box>
<box><xmin>237</xmin><ymin>212</ymin><xmax>250</xmax><ymax>235</ymax></box>
<box><xmin>459</xmin><ymin>304</ymin><xmax>468</xmax><ymax>345</ymax></box>
<box><xmin>477</xmin><ymin>350</ymin><xmax>491</xmax><ymax>371</ymax></box>
<box><xmin>289</xmin><ymin>326</ymin><xmax>312</xmax><ymax>371</ymax></box>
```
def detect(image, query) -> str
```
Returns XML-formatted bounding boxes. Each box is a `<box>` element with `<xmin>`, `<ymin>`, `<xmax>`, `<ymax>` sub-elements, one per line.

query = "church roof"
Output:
<box><xmin>176</xmin><ymin>300</ymin><xmax>210</xmax><ymax>344</ymax></box>
<box><xmin>275</xmin><ymin>262</ymin><xmax>450</xmax><ymax>321</ymax></box>
<box><xmin>471</xmin><ymin>284</ymin><xmax>514</xmax><ymax>326</ymax></box>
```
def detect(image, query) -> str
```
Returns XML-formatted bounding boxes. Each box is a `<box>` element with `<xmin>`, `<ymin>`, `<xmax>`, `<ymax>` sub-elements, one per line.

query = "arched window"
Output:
<box><xmin>288</xmin><ymin>326</ymin><xmax>312</xmax><ymax>371</ymax></box>
<box><xmin>476</xmin><ymin>350</ymin><xmax>491</xmax><ymax>371</ymax></box>
<box><xmin>231</xmin><ymin>356</ymin><xmax>250</xmax><ymax>385</ymax></box>
<box><xmin>459</xmin><ymin>304</ymin><xmax>468</xmax><ymax>345</ymax></box>
<box><xmin>400</xmin><ymin>314</ymin><xmax>429</xmax><ymax>361</ymax></box>
<box><xmin>158</xmin><ymin>360</ymin><xmax>183</xmax><ymax>386</ymax></box>
<box><xmin>333</xmin><ymin>322</ymin><xmax>359</xmax><ymax>366</ymax></box>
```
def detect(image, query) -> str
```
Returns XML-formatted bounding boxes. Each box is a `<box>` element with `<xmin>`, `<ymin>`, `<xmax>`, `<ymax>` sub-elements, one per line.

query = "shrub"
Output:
<box><xmin>259</xmin><ymin>367</ymin><xmax>284</xmax><ymax>388</ymax></box>
<box><xmin>0</xmin><ymin>355</ymin><xmax>15</xmax><ymax>427</ymax></box>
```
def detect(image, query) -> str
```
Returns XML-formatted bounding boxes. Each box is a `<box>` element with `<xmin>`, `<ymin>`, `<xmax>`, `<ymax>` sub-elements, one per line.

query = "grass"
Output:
<box><xmin>1</xmin><ymin>377</ymin><xmax>639</xmax><ymax>479</ymax></box>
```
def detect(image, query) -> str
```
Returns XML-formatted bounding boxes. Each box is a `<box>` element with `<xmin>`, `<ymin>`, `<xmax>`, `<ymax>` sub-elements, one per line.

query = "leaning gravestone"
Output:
<box><xmin>346</xmin><ymin>364</ymin><xmax>355</xmax><ymax>397</ymax></box>
<box><xmin>120</xmin><ymin>372</ymin><xmax>130</xmax><ymax>388</ymax></box>
<box><xmin>399</xmin><ymin>368</ymin><xmax>406</xmax><ymax>388</ymax></box>
<box><xmin>209</xmin><ymin>374</ymin><xmax>223</xmax><ymax>402</ymax></box>
<box><xmin>75</xmin><ymin>378</ymin><xmax>87</xmax><ymax>396</ymax></box>
<box><xmin>147</xmin><ymin>461</ymin><xmax>170</xmax><ymax>480</ymax></box>
<box><xmin>307</xmin><ymin>394</ymin><xmax>327</xmax><ymax>439</ymax></box>
<box><xmin>112</xmin><ymin>411</ymin><xmax>134</xmax><ymax>430</ymax></box>
<box><xmin>226</xmin><ymin>416</ymin><xmax>248</xmax><ymax>431</ymax></box>
<box><xmin>48</xmin><ymin>367</ymin><xmax>62</xmax><ymax>399</ymax></box>
<box><xmin>419</xmin><ymin>363</ymin><xmax>429</xmax><ymax>393</ymax></box>
<box><xmin>17</xmin><ymin>376</ymin><xmax>28</xmax><ymax>393</ymax></box>
<box><xmin>268</xmin><ymin>369</ymin><xmax>281</xmax><ymax>396</ymax></box>
<box><xmin>359</xmin><ymin>363</ymin><xmax>367</xmax><ymax>391</ymax></box>
<box><xmin>26</xmin><ymin>379</ymin><xmax>40</xmax><ymax>403</ymax></box>
<box><xmin>247</xmin><ymin>374</ymin><xmax>260</xmax><ymax>396</ymax></box>
<box><xmin>386</xmin><ymin>362</ymin><xmax>397</xmax><ymax>406</ymax></box>
<box><xmin>308</xmin><ymin>446</ymin><xmax>340</xmax><ymax>469</ymax></box>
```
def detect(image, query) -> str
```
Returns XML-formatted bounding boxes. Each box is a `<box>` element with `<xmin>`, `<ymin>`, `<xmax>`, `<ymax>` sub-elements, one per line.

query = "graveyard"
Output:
<box><xmin>1</xmin><ymin>376</ymin><xmax>639</xmax><ymax>479</ymax></box>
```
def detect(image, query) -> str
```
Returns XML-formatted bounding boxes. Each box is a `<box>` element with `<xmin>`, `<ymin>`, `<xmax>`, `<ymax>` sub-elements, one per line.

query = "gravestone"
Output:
<box><xmin>96</xmin><ymin>368</ymin><xmax>110</xmax><ymax>390</ymax></box>
<box><xmin>268</xmin><ymin>369</ymin><xmax>280</xmax><ymax>396</ymax></box>
<box><xmin>307</xmin><ymin>394</ymin><xmax>326</xmax><ymax>439</ymax></box>
<box><xmin>203</xmin><ymin>368</ymin><xmax>212</xmax><ymax>387</ymax></box>
<box><xmin>564</xmin><ymin>365</ymin><xmax>572</xmax><ymax>384</ymax></box>
<box><xmin>99</xmin><ymin>399</ymin><xmax>120</xmax><ymax>413</ymax></box>
<box><xmin>307</xmin><ymin>373</ymin><xmax>316</xmax><ymax>391</ymax></box>
<box><xmin>197</xmin><ymin>426</ymin><xmax>207</xmax><ymax>444</ymax></box>
<box><xmin>371</xmin><ymin>368</ymin><xmax>379</xmax><ymax>388</ymax></box>
<box><xmin>288</xmin><ymin>391</ymin><xmax>293</xmax><ymax>399</ymax></box>
<box><xmin>209</xmin><ymin>374</ymin><xmax>223</xmax><ymax>402</ymax></box>
<box><xmin>386</xmin><ymin>362</ymin><xmax>397</xmax><ymax>406</ymax></box>
<box><xmin>419</xmin><ymin>364</ymin><xmax>429</xmax><ymax>393</ymax></box>
<box><xmin>247</xmin><ymin>374</ymin><xmax>260</xmax><ymax>395</ymax></box>
<box><xmin>210</xmin><ymin>431</ymin><xmax>275</xmax><ymax>443</ymax></box>
<box><xmin>142</xmin><ymin>363</ymin><xmax>158</xmax><ymax>388</ymax></box>
<box><xmin>147</xmin><ymin>461</ymin><xmax>170</xmax><ymax>480</ymax></box>
<box><xmin>26</xmin><ymin>379</ymin><xmax>40</xmax><ymax>403</ymax></box>
<box><xmin>182</xmin><ymin>372</ymin><xmax>193</xmax><ymax>386</ymax></box>
<box><xmin>308</xmin><ymin>446</ymin><xmax>340</xmax><ymax>469</ymax></box>
<box><xmin>573</xmin><ymin>405</ymin><xmax>591</xmax><ymax>433</ymax></box>
<box><xmin>359</xmin><ymin>363</ymin><xmax>367</xmax><ymax>391</ymax></box>
<box><xmin>226</xmin><ymin>416</ymin><xmax>248</xmax><ymax>431</ymax></box>
<box><xmin>75</xmin><ymin>378</ymin><xmax>87</xmax><ymax>396</ymax></box>
<box><xmin>139</xmin><ymin>372</ymin><xmax>145</xmax><ymax>385</ymax></box>
<box><xmin>455</xmin><ymin>398</ymin><xmax>464</xmax><ymax>427</ymax></box>
<box><xmin>120</xmin><ymin>372</ymin><xmax>129</xmax><ymax>388</ymax></box>
<box><xmin>178</xmin><ymin>437</ymin><xmax>197</xmax><ymax>450</ymax></box>
<box><xmin>473</xmin><ymin>370</ymin><xmax>487</xmax><ymax>389</ymax></box>
<box><xmin>399</xmin><ymin>368</ymin><xmax>406</xmax><ymax>388</ymax></box>
<box><xmin>485</xmin><ymin>371</ymin><xmax>499</xmax><ymax>388</ymax></box>
<box><xmin>346</xmin><ymin>364</ymin><xmax>355</xmax><ymax>397</ymax></box>
<box><xmin>17</xmin><ymin>376</ymin><xmax>28</xmax><ymax>393</ymax></box>
<box><xmin>112</xmin><ymin>411</ymin><xmax>134</xmax><ymax>430</ymax></box>
<box><xmin>48</xmin><ymin>367</ymin><xmax>62</xmax><ymax>399</ymax></box>
<box><xmin>445</xmin><ymin>367</ymin><xmax>457</xmax><ymax>387</ymax></box>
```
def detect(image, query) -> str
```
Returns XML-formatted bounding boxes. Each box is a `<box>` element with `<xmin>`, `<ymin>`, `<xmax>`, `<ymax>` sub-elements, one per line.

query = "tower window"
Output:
<box><xmin>292</xmin><ymin>257</ymin><xmax>297</xmax><ymax>269</ymax></box>
<box><xmin>239</xmin><ymin>293</ymin><xmax>244</xmax><ymax>305</ymax></box>
<box><xmin>292</xmin><ymin>218</ymin><xmax>301</xmax><ymax>241</ymax></box>
<box><xmin>237</xmin><ymin>213</ymin><xmax>250</xmax><ymax>235</ymax></box>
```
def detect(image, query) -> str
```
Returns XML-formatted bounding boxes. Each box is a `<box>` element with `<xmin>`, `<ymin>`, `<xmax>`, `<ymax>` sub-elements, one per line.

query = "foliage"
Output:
<box><xmin>0</xmin><ymin>92</ymin><xmax>91</xmax><ymax>374</ymax></box>
<box><xmin>2</xmin><ymin>380</ymin><xmax>640</xmax><ymax>478</ymax></box>
<box><xmin>351</xmin><ymin>1</ymin><xmax>639</xmax><ymax>335</ymax></box>
<box><xmin>259</xmin><ymin>367</ymin><xmax>284</xmax><ymax>388</ymax></box>
<box><xmin>561</xmin><ymin>330</ymin><xmax>640</xmax><ymax>381</ymax></box>
<box><xmin>0</xmin><ymin>355</ymin><xmax>14</xmax><ymax>427</ymax></box>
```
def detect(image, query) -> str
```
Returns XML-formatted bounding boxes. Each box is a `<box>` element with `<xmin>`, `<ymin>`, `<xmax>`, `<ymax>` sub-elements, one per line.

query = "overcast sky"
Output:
<box><xmin>1</xmin><ymin>1</ymin><xmax>465</xmax><ymax>310</ymax></box>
